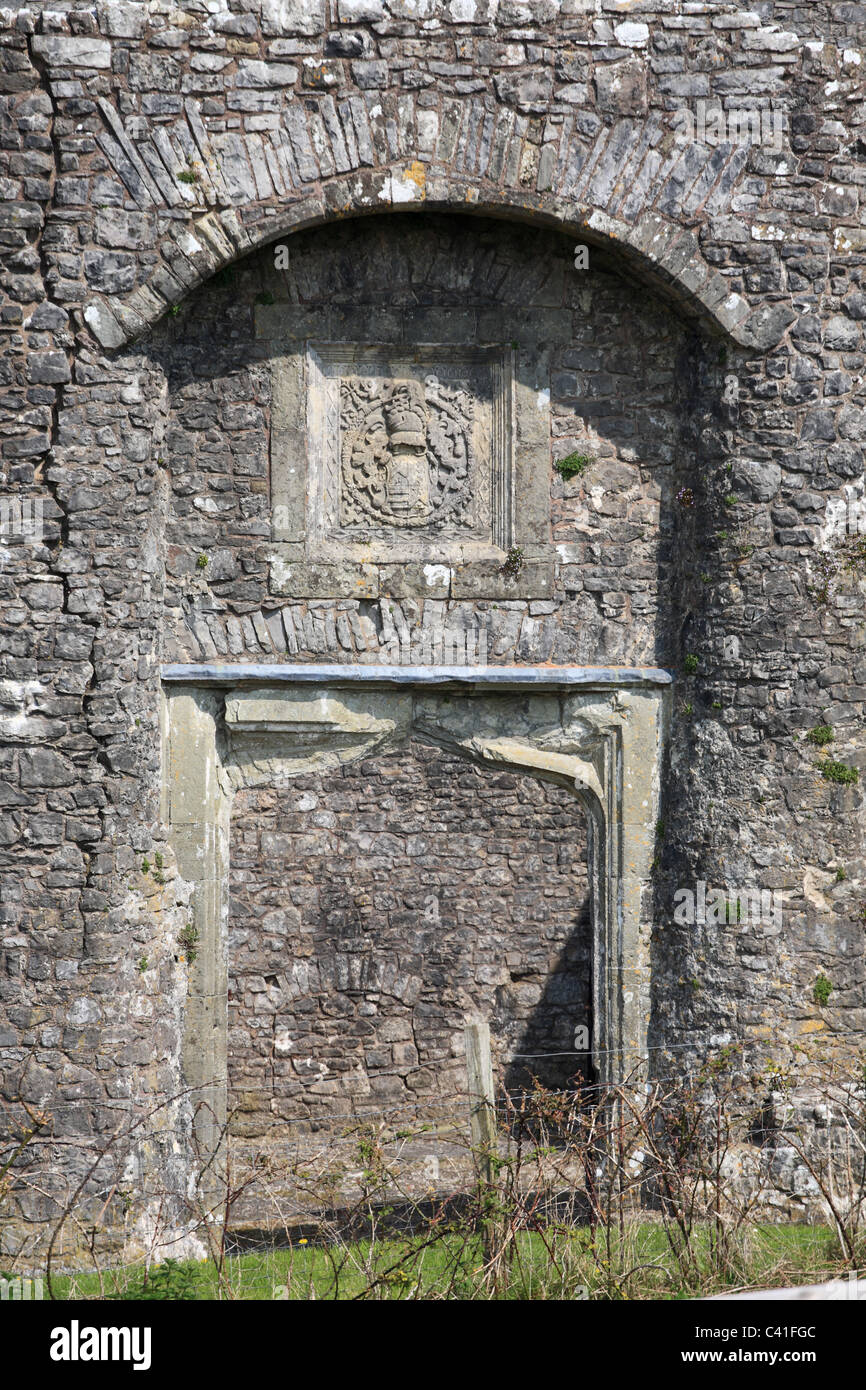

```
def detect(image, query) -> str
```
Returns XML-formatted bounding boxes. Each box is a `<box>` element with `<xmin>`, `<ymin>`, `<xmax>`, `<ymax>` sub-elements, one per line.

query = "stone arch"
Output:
<box><xmin>82</xmin><ymin>93</ymin><xmax>789</xmax><ymax>354</ymax></box>
<box><xmin>84</xmin><ymin>180</ymin><xmax>760</xmax><ymax>351</ymax></box>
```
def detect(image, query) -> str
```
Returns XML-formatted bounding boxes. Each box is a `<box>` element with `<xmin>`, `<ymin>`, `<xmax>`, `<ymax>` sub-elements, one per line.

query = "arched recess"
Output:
<box><xmin>160</xmin><ymin>663</ymin><xmax>670</xmax><ymax>1182</ymax></box>
<box><xmin>81</xmin><ymin>166</ymin><xmax>790</xmax><ymax>356</ymax></box>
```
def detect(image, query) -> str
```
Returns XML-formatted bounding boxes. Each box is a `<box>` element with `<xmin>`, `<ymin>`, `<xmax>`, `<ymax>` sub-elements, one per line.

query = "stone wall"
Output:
<box><xmin>228</xmin><ymin>739</ymin><xmax>591</xmax><ymax>1152</ymax></box>
<box><xmin>0</xmin><ymin>0</ymin><xmax>864</xmax><ymax>1258</ymax></box>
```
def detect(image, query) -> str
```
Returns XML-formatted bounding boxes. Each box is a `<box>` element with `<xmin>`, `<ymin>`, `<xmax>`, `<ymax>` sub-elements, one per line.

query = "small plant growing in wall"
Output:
<box><xmin>821</xmin><ymin>760</ymin><xmax>859</xmax><ymax>786</ymax></box>
<box><xmin>841</xmin><ymin>535</ymin><xmax>866</xmax><ymax>583</ymax></box>
<box><xmin>683</xmin><ymin>653</ymin><xmax>699</xmax><ymax>675</ymax></box>
<box><xmin>141</xmin><ymin>858</ymin><xmax>150</xmax><ymax>875</ymax></box>
<box><xmin>178</xmin><ymin>923</ymin><xmax>199</xmax><ymax>965</ymax></box>
<box><xmin>138</xmin><ymin>957</ymin><xmax>148</xmax><ymax>975</ymax></box>
<box><xmin>500</xmin><ymin>545</ymin><xmax>524</xmax><ymax>580</ymax></box>
<box><xmin>807</xmin><ymin>724</ymin><xmax>834</xmax><ymax>747</ymax></box>
<box><xmin>676</xmin><ymin>486</ymin><xmax>695</xmax><ymax>508</ymax></box>
<box><xmin>813</xmin><ymin>973</ymin><xmax>833</xmax><ymax>1007</ymax></box>
<box><xmin>177</xmin><ymin>160</ymin><xmax>200</xmax><ymax>185</ymax></box>
<box><xmin>807</xmin><ymin>537</ymin><xmax>865</xmax><ymax>608</ymax></box>
<box><xmin>196</xmin><ymin>554</ymin><xmax>208</xmax><ymax>570</ymax></box>
<box><xmin>808</xmin><ymin>551</ymin><xmax>837</xmax><ymax>606</ymax></box>
<box><xmin>554</xmin><ymin>451</ymin><xmax>592</xmax><ymax>481</ymax></box>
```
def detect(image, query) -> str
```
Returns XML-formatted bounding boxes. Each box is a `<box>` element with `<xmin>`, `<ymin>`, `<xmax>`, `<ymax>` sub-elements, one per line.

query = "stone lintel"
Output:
<box><xmin>162</xmin><ymin>662</ymin><xmax>674</xmax><ymax>689</ymax></box>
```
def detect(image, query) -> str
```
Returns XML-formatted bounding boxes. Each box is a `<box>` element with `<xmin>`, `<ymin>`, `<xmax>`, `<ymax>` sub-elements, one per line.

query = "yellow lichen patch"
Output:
<box><xmin>799</xmin><ymin>1020</ymin><xmax>827</xmax><ymax>1034</ymax></box>
<box><xmin>404</xmin><ymin>161</ymin><xmax>426</xmax><ymax>192</ymax></box>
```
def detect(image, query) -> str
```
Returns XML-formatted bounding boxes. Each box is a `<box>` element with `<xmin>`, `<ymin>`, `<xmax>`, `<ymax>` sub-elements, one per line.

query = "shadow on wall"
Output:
<box><xmin>500</xmin><ymin>919</ymin><xmax>594</xmax><ymax>1100</ymax></box>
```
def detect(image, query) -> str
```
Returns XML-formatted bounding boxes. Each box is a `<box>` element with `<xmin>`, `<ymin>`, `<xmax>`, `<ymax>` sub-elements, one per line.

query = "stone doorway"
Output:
<box><xmin>161</xmin><ymin>664</ymin><xmax>670</xmax><ymax>1192</ymax></box>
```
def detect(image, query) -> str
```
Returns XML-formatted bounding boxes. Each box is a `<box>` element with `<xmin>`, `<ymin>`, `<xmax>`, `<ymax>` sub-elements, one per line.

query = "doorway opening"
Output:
<box><xmin>227</xmin><ymin>737</ymin><xmax>592</xmax><ymax>1220</ymax></box>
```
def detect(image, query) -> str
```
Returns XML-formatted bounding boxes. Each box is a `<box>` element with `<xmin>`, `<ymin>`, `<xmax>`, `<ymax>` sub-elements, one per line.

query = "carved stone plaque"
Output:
<box><xmin>306</xmin><ymin>345</ymin><xmax>512</xmax><ymax>562</ymax></box>
<box><xmin>268</xmin><ymin>328</ymin><xmax>553</xmax><ymax>599</ymax></box>
<box><xmin>340</xmin><ymin>376</ymin><xmax>474</xmax><ymax>530</ymax></box>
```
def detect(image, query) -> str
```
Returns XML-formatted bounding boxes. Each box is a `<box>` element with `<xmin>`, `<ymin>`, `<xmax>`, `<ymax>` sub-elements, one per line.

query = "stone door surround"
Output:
<box><xmin>161</xmin><ymin>664</ymin><xmax>670</xmax><ymax>1161</ymax></box>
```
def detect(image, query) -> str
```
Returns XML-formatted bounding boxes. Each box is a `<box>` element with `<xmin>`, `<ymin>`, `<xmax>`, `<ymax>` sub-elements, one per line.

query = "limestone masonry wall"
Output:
<box><xmin>0</xmin><ymin>0</ymin><xmax>864</xmax><ymax>1258</ymax></box>
<box><xmin>229</xmin><ymin>741</ymin><xmax>591</xmax><ymax>1148</ymax></box>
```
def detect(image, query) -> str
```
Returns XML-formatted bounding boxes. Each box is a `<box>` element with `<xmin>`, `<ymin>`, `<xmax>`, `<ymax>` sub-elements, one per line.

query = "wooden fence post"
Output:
<box><xmin>464</xmin><ymin>1019</ymin><xmax>498</xmax><ymax>1271</ymax></box>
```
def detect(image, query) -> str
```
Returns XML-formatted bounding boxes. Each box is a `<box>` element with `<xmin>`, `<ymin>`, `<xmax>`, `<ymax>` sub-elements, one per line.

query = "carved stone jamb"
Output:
<box><xmin>410</xmin><ymin>683</ymin><xmax>663</xmax><ymax>1086</ymax></box>
<box><xmin>162</xmin><ymin>686</ymin><xmax>232</xmax><ymax>1182</ymax></box>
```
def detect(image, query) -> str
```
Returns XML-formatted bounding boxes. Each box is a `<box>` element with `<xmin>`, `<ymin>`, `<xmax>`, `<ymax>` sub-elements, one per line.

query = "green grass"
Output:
<box><xmin>49</xmin><ymin>1223</ymin><xmax>847</xmax><ymax>1302</ymax></box>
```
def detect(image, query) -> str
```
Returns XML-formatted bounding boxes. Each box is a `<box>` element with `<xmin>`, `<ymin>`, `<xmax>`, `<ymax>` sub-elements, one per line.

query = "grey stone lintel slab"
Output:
<box><xmin>162</xmin><ymin>663</ymin><xmax>674</xmax><ymax>689</ymax></box>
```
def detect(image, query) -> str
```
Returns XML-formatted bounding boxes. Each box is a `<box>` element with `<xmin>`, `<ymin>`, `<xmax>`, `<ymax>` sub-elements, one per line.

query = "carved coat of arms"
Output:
<box><xmin>339</xmin><ymin>376</ymin><xmax>474</xmax><ymax>529</ymax></box>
